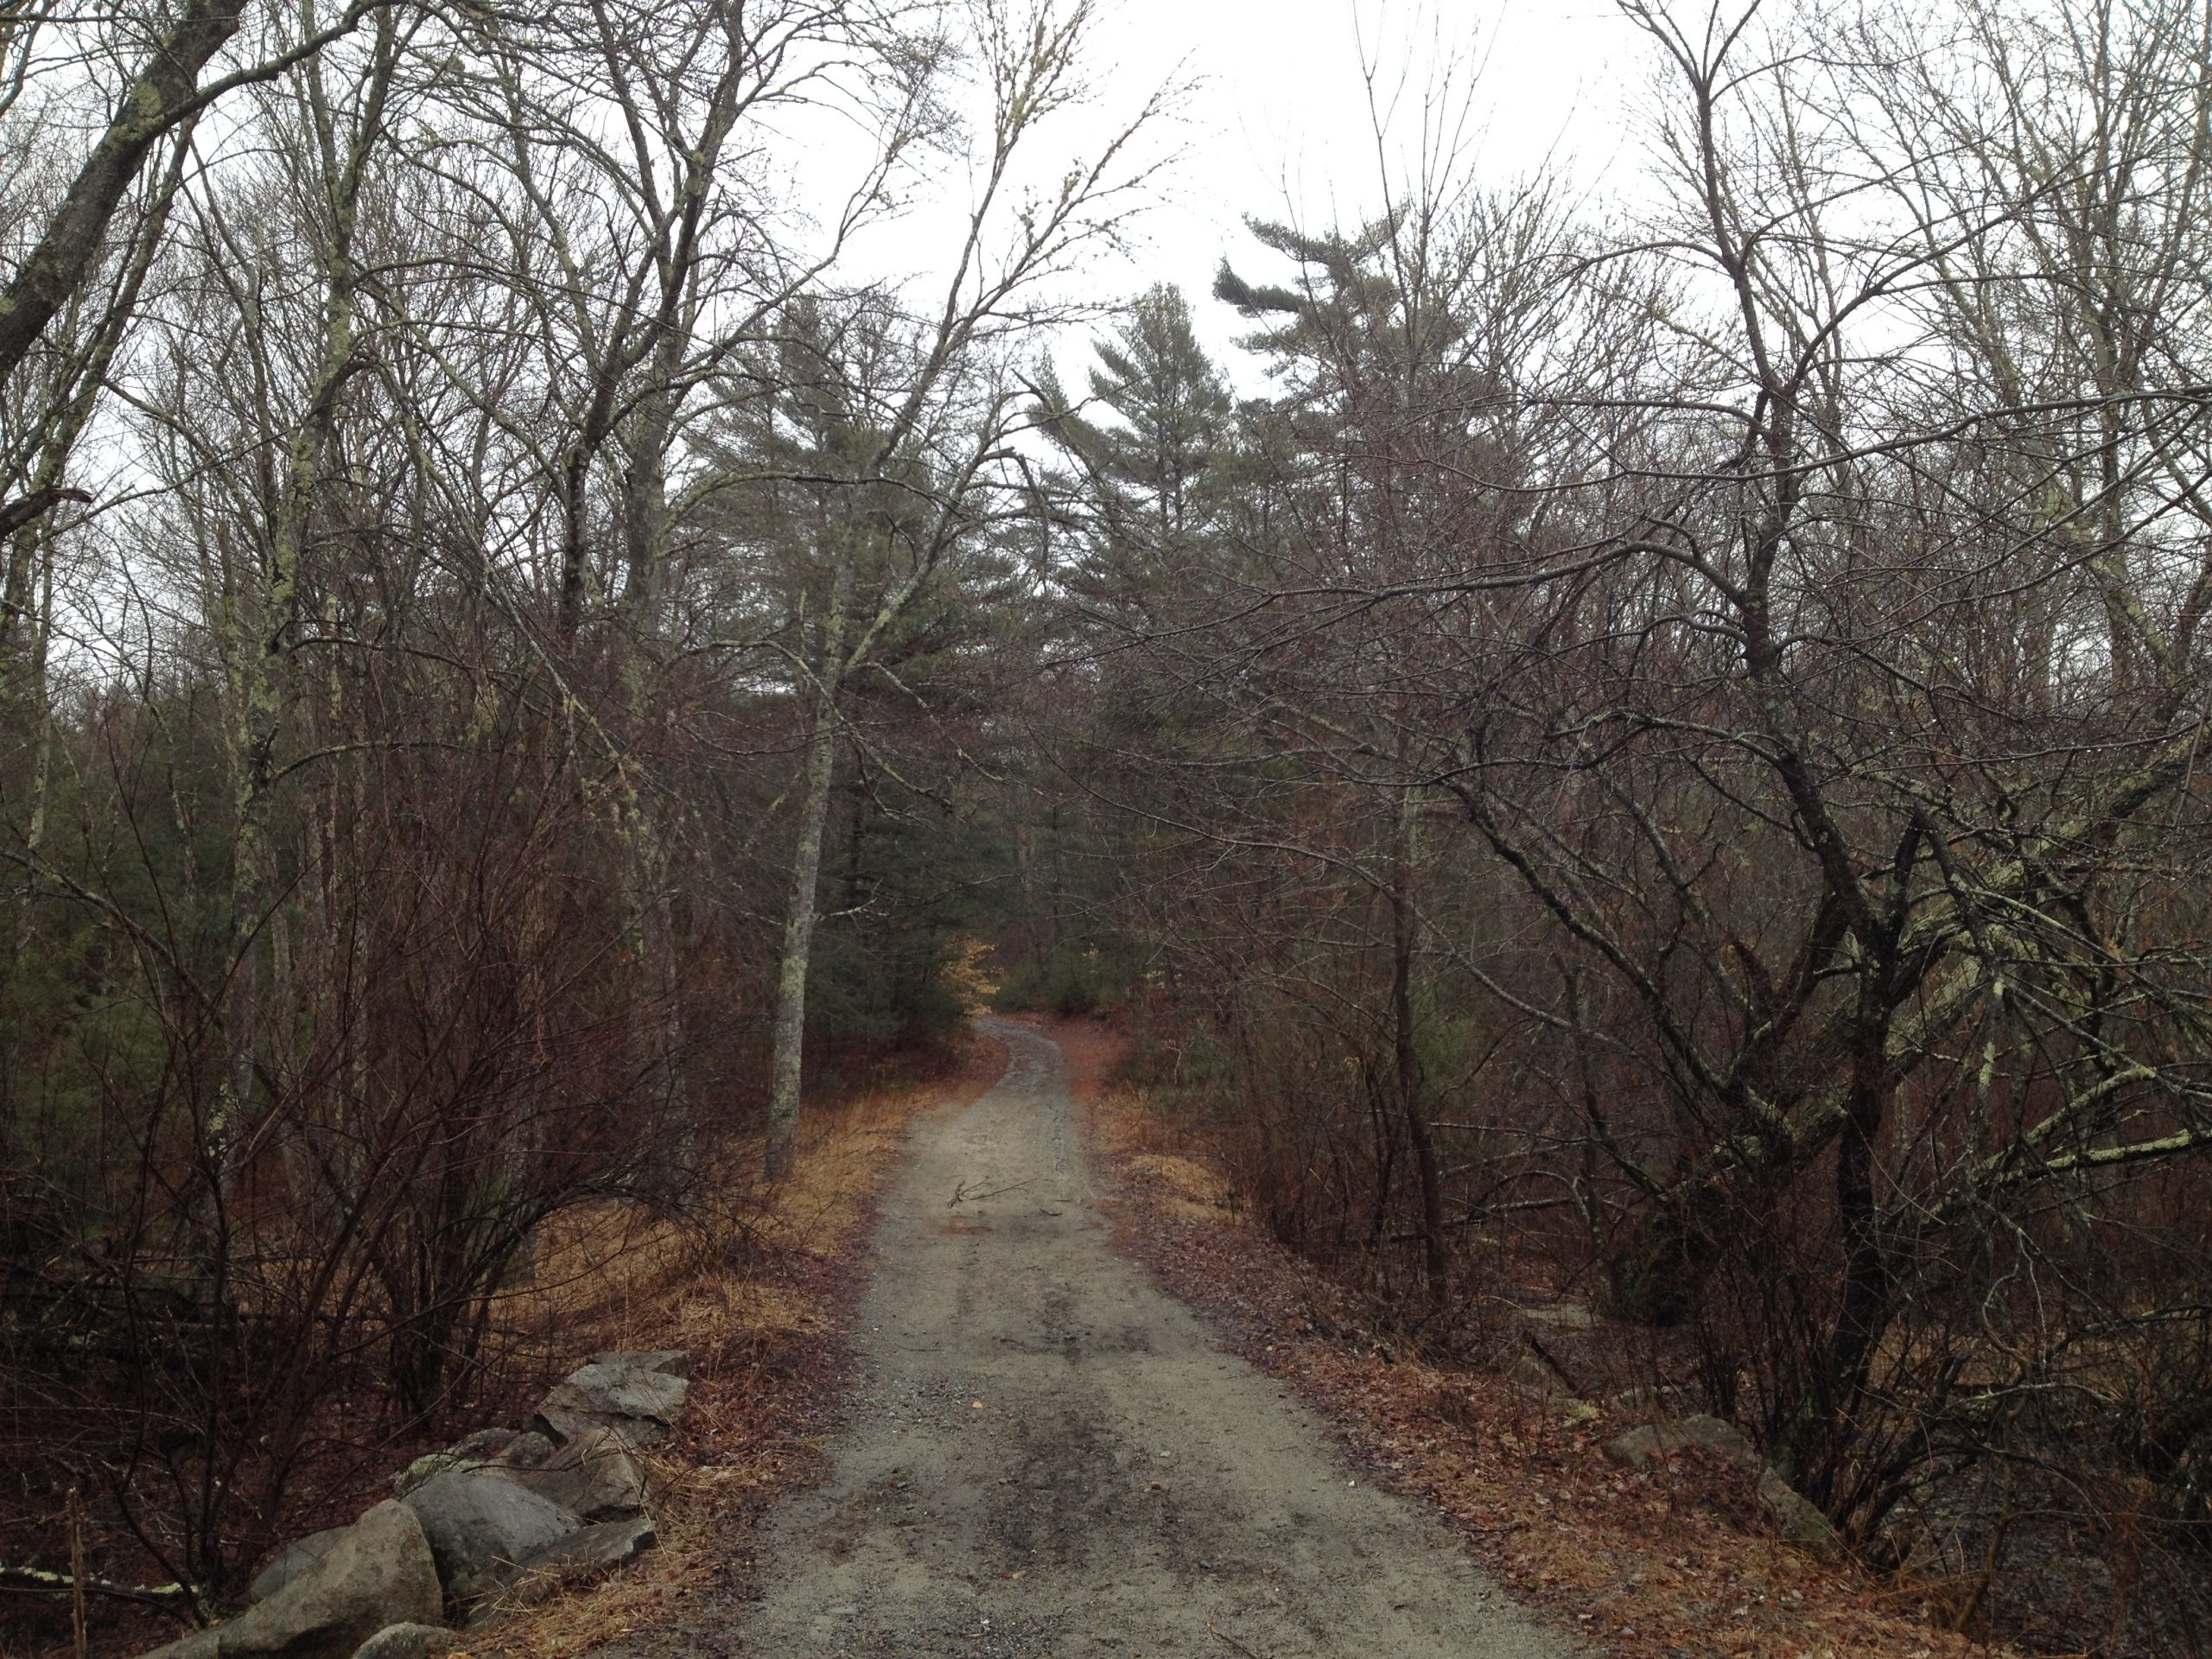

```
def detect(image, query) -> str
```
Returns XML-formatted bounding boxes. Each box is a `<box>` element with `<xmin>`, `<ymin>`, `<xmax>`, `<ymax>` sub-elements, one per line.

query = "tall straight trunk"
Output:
<box><xmin>764</xmin><ymin>531</ymin><xmax>855</xmax><ymax>1180</ymax></box>
<box><xmin>556</xmin><ymin>365</ymin><xmax>623</xmax><ymax>643</ymax></box>
<box><xmin>216</xmin><ymin>564</ymin><xmax>282</xmax><ymax>1193</ymax></box>
<box><xmin>557</xmin><ymin>448</ymin><xmax>593</xmax><ymax>642</ymax></box>
<box><xmin>618</xmin><ymin>798</ymin><xmax>688</xmax><ymax>1189</ymax></box>
<box><xmin>1</xmin><ymin>515</ymin><xmax>41</xmax><ymax>671</ymax></box>
<box><xmin>616</xmin><ymin>361</ymin><xmax>688</xmax><ymax>1191</ymax></box>
<box><xmin>284</xmin><ymin>591</ymin><xmax>370</xmax><ymax>1224</ymax></box>
<box><xmin>213</xmin><ymin>29</ymin><xmax>389</xmax><ymax>1192</ymax></box>
<box><xmin>620</xmin><ymin>360</ymin><xmax>676</xmax><ymax>626</ymax></box>
<box><xmin>1389</xmin><ymin>792</ymin><xmax>1446</xmax><ymax>1314</ymax></box>
<box><xmin>10</xmin><ymin>529</ymin><xmax>57</xmax><ymax>963</ymax></box>
<box><xmin>763</xmin><ymin>674</ymin><xmax>842</xmax><ymax>1179</ymax></box>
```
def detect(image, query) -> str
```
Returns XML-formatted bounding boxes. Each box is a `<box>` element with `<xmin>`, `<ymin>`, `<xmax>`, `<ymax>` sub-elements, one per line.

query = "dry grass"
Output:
<box><xmin>1121</xmin><ymin>1152</ymin><xmax>1236</xmax><ymax>1220</ymax></box>
<box><xmin>1016</xmin><ymin>1014</ymin><xmax>1234</xmax><ymax>1222</ymax></box>
<box><xmin>456</xmin><ymin>1033</ymin><xmax>1007</xmax><ymax>1659</ymax></box>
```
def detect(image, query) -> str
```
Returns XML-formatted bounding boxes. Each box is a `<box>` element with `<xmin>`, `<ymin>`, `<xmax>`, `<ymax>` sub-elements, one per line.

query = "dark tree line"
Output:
<box><xmin>0</xmin><ymin>0</ymin><xmax>1160</xmax><ymax>1629</ymax></box>
<box><xmin>1026</xmin><ymin>2</ymin><xmax>2212</xmax><ymax>1645</ymax></box>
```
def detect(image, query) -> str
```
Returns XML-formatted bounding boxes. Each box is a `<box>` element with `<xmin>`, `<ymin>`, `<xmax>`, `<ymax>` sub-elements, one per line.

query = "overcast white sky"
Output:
<box><xmin>1078</xmin><ymin>4</ymin><xmax>1637</xmax><ymax>295</ymax></box>
<box><xmin>811</xmin><ymin>2</ymin><xmax>1653</xmax><ymax>391</ymax></box>
<box><xmin>1034</xmin><ymin>0</ymin><xmax>1648</xmax><ymax>383</ymax></box>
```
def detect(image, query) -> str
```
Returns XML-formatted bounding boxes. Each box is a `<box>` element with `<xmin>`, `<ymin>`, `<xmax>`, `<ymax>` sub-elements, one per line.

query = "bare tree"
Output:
<box><xmin>1059</xmin><ymin>0</ymin><xmax>2212</xmax><ymax>1584</ymax></box>
<box><xmin>754</xmin><ymin>0</ymin><xmax>1175</xmax><ymax>1178</ymax></box>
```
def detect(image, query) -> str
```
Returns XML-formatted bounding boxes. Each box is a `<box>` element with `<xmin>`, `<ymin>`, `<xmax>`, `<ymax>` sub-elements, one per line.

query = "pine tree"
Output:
<box><xmin>1038</xmin><ymin>284</ymin><xmax>1233</xmax><ymax>607</ymax></box>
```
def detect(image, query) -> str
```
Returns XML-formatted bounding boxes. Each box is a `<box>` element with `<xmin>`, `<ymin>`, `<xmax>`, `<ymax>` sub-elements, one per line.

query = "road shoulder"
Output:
<box><xmin>469</xmin><ymin>1033</ymin><xmax>1007</xmax><ymax>1659</ymax></box>
<box><xmin>1047</xmin><ymin>1014</ymin><xmax>2003</xmax><ymax>1659</ymax></box>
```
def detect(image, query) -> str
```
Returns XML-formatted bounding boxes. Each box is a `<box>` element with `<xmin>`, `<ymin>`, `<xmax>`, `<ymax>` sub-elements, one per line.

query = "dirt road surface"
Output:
<box><xmin>719</xmin><ymin>1018</ymin><xmax>1572</xmax><ymax>1657</ymax></box>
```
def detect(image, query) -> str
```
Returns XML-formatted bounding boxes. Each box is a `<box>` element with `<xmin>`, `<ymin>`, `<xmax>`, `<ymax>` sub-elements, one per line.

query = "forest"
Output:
<box><xmin>3</xmin><ymin>0</ymin><xmax>2211</xmax><ymax>1653</ymax></box>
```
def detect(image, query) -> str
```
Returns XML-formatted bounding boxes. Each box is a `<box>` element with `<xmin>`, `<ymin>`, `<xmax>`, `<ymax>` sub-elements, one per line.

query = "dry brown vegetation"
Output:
<box><xmin>1</xmin><ymin>0</ymin><xmax>1148</xmax><ymax>1631</ymax></box>
<box><xmin>1017</xmin><ymin>7</ymin><xmax>2212</xmax><ymax>1644</ymax></box>
<box><xmin>452</xmin><ymin>1033</ymin><xmax>1007</xmax><ymax>1659</ymax></box>
<box><xmin>1057</xmin><ymin>1015</ymin><xmax>2037</xmax><ymax>1659</ymax></box>
<box><xmin>7</xmin><ymin>0</ymin><xmax>2212</xmax><ymax>1649</ymax></box>
<box><xmin>6</xmin><ymin>1034</ymin><xmax>999</xmax><ymax>1659</ymax></box>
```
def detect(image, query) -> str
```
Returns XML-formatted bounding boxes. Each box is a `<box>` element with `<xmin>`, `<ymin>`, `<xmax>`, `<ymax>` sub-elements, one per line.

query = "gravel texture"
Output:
<box><xmin>704</xmin><ymin>1018</ymin><xmax>1573</xmax><ymax>1658</ymax></box>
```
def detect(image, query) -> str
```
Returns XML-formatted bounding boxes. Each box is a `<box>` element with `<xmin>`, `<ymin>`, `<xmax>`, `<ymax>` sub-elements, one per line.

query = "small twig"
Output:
<box><xmin>0</xmin><ymin>1564</ymin><xmax>191</xmax><ymax>1605</ymax></box>
<box><xmin>949</xmin><ymin>1179</ymin><xmax>1030</xmax><ymax>1206</ymax></box>
<box><xmin>1207</xmin><ymin>1620</ymin><xmax>1268</xmax><ymax>1659</ymax></box>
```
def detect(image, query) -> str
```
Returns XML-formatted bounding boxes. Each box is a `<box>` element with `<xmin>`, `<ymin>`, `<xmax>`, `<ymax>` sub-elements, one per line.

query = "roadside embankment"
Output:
<box><xmin>1049</xmin><ymin>1014</ymin><xmax>2020</xmax><ymax>1659</ymax></box>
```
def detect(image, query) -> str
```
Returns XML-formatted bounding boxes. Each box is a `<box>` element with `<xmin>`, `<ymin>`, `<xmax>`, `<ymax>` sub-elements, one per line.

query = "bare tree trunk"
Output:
<box><xmin>0</xmin><ymin>0</ymin><xmax>248</xmax><ymax>387</ymax></box>
<box><xmin>613</xmin><ymin>363</ymin><xmax>687</xmax><ymax>1179</ymax></box>
<box><xmin>10</xmin><ymin>525</ymin><xmax>57</xmax><ymax>963</ymax></box>
<box><xmin>763</xmin><ymin>666</ymin><xmax>842</xmax><ymax>1179</ymax></box>
<box><xmin>1389</xmin><ymin>792</ymin><xmax>1446</xmax><ymax>1315</ymax></box>
<box><xmin>750</xmin><ymin>0</ymin><xmax>1163</xmax><ymax>1175</ymax></box>
<box><xmin>211</xmin><ymin>24</ymin><xmax>392</xmax><ymax>1194</ymax></box>
<box><xmin>0</xmin><ymin>124</ymin><xmax>185</xmax><ymax>700</ymax></box>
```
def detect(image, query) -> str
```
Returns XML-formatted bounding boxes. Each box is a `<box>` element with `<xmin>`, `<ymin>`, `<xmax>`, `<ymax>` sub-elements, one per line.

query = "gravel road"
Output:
<box><xmin>719</xmin><ymin>1017</ymin><xmax>1571</xmax><ymax>1658</ymax></box>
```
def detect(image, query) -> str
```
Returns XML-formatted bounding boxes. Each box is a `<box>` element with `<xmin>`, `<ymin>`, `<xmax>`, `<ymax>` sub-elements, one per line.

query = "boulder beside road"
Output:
<box><xmin>1603</xmin><ymin>1413</ymin><xmax>1758</xmax><ymax>1471</ymax></box>
<box><xmin>537</xmin><ymin>1353</ymin><xmax>689</xmax><ymax>1447</ymax></box>
<box><xmin>350</xmin><ymin>1623</ymin><xmax>455</xmax><ymax>1659</ymax></box>
<box><xmin>398</xmin><ymin>1469</ymin><xmax>582</xmax><ymax>1599</ymax></box>
<box><xmin>1604</xmin><ymin>1413</ymin><xmax>1843</xmax><ymax>1554</ymax></box>
<box><xmin>246</xmin><ymin>1525</ymin><xmax>350</xmax><ymax>1604</ymax></box>
<box><xmin>135</xmin><ymin>1348</ymin><xmax>688</xmax><ymax>1659</ymax></box>
<box><xmin>145</xmin><ymin>1502</ymin><xmax>440</xmax><ymax>1659</ymax></box>
<box><xmin>504</xmin><ymin>1424</ymin><xmax>649</xmax><ymax>1520</ymax></box>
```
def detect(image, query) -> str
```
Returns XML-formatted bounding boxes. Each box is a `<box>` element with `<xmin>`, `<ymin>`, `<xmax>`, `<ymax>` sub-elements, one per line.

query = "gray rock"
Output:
<box><xmin>534</xmin><ymin>1404</ymin><xmax>666</xmax><ymax>1451</ymax></box>
<box><xmin>493</xmin><ymin>1430</ymin><xmax>556</xmax><ymax>1471</ymax></box>
<box><xmin>504</xmin><ymin>1425</ymin><xmax>648</xmax><ymax>1520</ymax></box>
<box><xmin>1603</xmin><ymin>1413</ymin><xmax>1758</xmax><ymax>1471</ymax></box>
<box><xmin>1517</xmin><ymin>1302</ymin><xmax>1597</xmax><ymax>1331</ymax></box>
<box><xmin>248</xmin><ymin>1525</ymin><xmax>349</xmax><ymax>1603</ymax></box>
<box><xmin>1504</xmin><ymin>1351</ymin><xmax>1571</xmax><ymax>1398</ymax></box>
<box><xmin>141</xmin><ymin>1502</ymin><xmax>441</xmax><ymax>1659</ymax></box>
<box><xmin>1670</xmin><ymin>1413</ymin><xmax>1758</xmax><ymax>1466</ymax></box>
<box><xmin>589</xmin><ymin>1349</ymin><xmax>689</xmax><ymax>1380</ymax></box>
<box><xmin>464</xmin><ymin>1517</ymin><xmax>660</xmax><ymax>1624</ymax></box>
<box><xmin>395</xmin><ymin>1451</ymin><xmax>490</xmax><ymax>1499</ymax></box>
<box><xmin>392</xmin><ymin>1429</ymin><xmax>524</xmax><ymax>1497</ymax></box>
<box><xmin>1757</xmin><ymin>1465</ymin><xmax>1842</xmax><ymax>1554</ymax></box>
<box><xmin>400</xmin><ymin>1468</ymin><xmax>582</xmax><ymax>1599</ymax></box>
<box><xmin>541</xmin><ymin>1359</ymin><xmax>688</xmax><ymax>1435</ymax></box>
<box><xmin>513</xmin><ymin>1515</ymin><xmax>658</xmax><ymax>1578</ymax></box>
<box><xmin>350</xmin><ymin>1624</ymin><xmax>454</xmax><ymax>1659</ymax></box>
<box><xmin>1603</xmin><ymin>1424</ymin><xmax>1666</xmax><ymax>1468</ymax></box>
